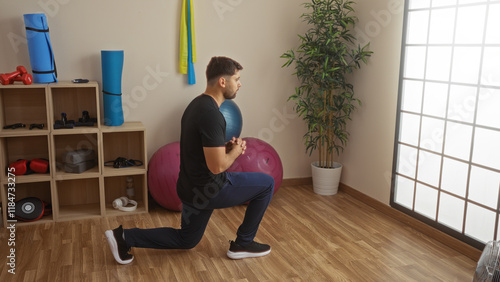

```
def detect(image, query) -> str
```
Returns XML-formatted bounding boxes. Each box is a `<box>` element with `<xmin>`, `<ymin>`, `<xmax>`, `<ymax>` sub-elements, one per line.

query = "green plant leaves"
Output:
<box><xmin>281</xmin><ymin>0</ymin><xmax>373</xmax><ymax>166</ymax></box>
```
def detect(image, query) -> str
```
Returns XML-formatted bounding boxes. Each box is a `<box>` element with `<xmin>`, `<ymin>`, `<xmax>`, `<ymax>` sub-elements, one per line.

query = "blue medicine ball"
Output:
<box><xmin>219</xmin><ymin>100</ymin><xmax>243</xmax><ymax>143</ymax></box>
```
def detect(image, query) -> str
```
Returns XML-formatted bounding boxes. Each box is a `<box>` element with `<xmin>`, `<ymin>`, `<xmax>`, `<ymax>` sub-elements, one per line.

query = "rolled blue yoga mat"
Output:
<box><xmin>23</xmin><ymin>13</ymin><xmax>57</xmax><ymax>83</ymax></box>
<box><xmin>101</xmin><ymin>50</ymin><xmax>124</xmax><ymax>126</ymax></box>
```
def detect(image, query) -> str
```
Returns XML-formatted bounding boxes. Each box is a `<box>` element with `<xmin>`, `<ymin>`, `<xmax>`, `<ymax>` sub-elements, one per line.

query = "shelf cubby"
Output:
<box><xmin>0</xmin><ymin>135</ymin><xmax>51</xmax><ymax>183</ymax></box>
<box><xmin>4</xmin><ymin>181</ymin><xmax>54</xmax><ymax>226</ymax></box>
<box><xmin>0</xmin><ymin>84</ymin><xmax>50</xmax><ymax>136</ymax></box>
<box><xmin>103</xmin><ymin>173</ymin><xmax>147</xmax><ymax>217</ymax></box>
<box><xmin>52</xmin><ymin>133</ymin><xmax>101</xmax><ymax>179</ymax></box>
<box><xmin>56</xmin><ymin>178</ymin><xmax>101</xmax><ymax>221</ymax></box>
<box><xmin>102</xmin><ymin>122</ymin><xmax>147</xmax><ymax>176</ymax></box>
<box><xmin>49</xmin><ymin>81</ymin><xmax>100</xmax><ymax>131</ymax></box>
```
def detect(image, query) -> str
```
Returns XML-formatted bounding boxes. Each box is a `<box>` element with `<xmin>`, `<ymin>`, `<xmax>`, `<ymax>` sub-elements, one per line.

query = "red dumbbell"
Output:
<box><xmin>0</xmin><ymin>66</ymin><xmax>29</xmax><ymax>85</ymax></box>
<box><xmin>12</xmin><ymin>73</ymin><xmax>33</xmax><ymax>85</ymax></box>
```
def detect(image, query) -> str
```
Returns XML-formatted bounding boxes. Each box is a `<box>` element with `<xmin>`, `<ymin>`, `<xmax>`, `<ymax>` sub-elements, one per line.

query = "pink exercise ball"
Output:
<box><xmin>148</xmin><ymin>138</ymin><xmax>283</xmax><ymax>211</ymax></box>
<box><xmin>148</xmin><ymin>142</ymin><xmax>182</xmax><ymax>211</ymax></box>
<box><xmin>227</xmin><ymin>137</ymin><xmax>283</xmax><ymax>195</ymax></box>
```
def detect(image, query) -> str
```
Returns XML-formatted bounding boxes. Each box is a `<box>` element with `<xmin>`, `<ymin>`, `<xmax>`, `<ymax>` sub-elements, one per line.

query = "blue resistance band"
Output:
<box><xmin>187</xmin><ymin>0</ymin><xmax>196</xmax><ymax>85</ymax></box>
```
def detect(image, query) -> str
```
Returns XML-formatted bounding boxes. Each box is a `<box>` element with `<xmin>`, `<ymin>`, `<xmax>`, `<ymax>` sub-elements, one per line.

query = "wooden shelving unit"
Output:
<box><xmin>0</xmin><ymin>81</ymin><xmax>148</xmax><ymax>227</ymax></box>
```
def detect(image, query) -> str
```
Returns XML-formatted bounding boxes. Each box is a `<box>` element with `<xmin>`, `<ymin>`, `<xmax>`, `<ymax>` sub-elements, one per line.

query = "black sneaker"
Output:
<box><xmin>105</xmin><ymin>225</ymin><xmax>134</xmax><ymax>264</ymax></box>
<box><xmin>227</xmin><ymin>240</ymin><xmax>271</xmax><ymax>259</ymax></box>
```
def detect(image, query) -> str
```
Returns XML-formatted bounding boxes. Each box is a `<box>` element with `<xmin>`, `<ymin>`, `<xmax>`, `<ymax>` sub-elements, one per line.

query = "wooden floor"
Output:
<box><xmin>0</xmin><ymin>185</ymin><xmax>478</xmax><ymax>281</ymax></box>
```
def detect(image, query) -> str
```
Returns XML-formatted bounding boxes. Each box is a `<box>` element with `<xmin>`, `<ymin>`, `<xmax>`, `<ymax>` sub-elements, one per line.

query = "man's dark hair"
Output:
<box><xmin>206</xmin><ymin>56</ymin><xmax>243</xmax><ymax>84</ymax></box>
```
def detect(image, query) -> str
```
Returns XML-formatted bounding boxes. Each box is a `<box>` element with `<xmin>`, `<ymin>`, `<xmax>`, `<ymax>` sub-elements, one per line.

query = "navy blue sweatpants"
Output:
<box><xmin>124</xmin><ymin>172</ymin><xmax>274</xmax><ymax>249</ymax></box>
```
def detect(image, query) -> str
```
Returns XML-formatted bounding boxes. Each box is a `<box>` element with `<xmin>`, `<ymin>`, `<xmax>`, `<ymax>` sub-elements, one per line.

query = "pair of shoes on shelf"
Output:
<box><xmin>105</xmin><ymin>225</ymin><xmax>134</xmax><ymax>264</ymax></box>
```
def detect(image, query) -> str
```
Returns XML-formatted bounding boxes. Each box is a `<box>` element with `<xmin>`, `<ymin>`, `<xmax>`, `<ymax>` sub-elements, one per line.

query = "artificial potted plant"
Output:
<box><xmin>281</xmin><ymin>0</ymin><xmax>372</xmax><ymax>195</ymax></box>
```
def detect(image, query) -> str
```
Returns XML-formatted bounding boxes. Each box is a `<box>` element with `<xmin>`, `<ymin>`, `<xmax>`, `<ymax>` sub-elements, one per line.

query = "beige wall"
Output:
<box><xmin>339</xmin><ymin>0</ymin><xmax>404</xmax><ymax>204</ymax></box>
<box><xmin>0</xmin><ymin>0</ymin><xmax>404</xmax><ymax>205</ymax></box>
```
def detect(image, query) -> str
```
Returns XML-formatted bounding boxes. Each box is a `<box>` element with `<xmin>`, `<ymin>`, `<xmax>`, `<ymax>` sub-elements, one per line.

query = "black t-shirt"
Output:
<box><xmin>177</xmin><ymin>94</ymin><xmax>228</xmax><ymax>206</ymax></box>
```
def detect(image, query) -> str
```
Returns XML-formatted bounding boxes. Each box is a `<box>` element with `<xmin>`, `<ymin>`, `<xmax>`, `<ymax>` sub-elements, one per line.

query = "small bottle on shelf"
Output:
<box><xmin>126</xmin><ymin>176</ymin><xmax>135</xmax><ymax>200</ymax></box>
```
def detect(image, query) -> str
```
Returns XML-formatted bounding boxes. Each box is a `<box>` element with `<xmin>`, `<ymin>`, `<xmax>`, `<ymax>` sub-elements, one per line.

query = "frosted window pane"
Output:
<box><xmin>472</xmin><ymin>128</ymin><xmax>500</xmax><ymax>170</ymax></box>
<box><xmin>465</xmin><ymin>203</ymin><xmax>496</xmax><ymax>243</ymax></box>
<box><xmin>469</xmin><ymin>166</ymin><xmax>500</xmax><ymax>209</ymax></box>
<box><xmin>417</xmin><ymin>150</ymin><xmax>442</xmax><ymax>187</ymax></box>
<box><xmin>428</xmin><ymin>8</ymin><xmax>455</xmax><ymax>44</ymax></box>
<box><xmin>451</xmin><ymin>47</ymin><xmax>481</xmax><ymax>84</ymax></box>
<box><xmin>438</xmin><ymin>193</ymin><xmax>464</xmax><ymax>232</ymax></box>
<box><xmin>432</xmin><ymin>0</ymin><xmax>457</xmax><ymax>7</ymax></box>
<box><xmin>397</xmin><ymin>144</ymin><xmax>418</xmax><ymax>178</ymax></box>
<box><xmin>444</xmin><ymin>121</ymin><xmax>472</xmax><ymax>161</ymax></box>
<box><xmin>441</xmin><ymin>157</ymin><xmax>468</xmax><ymax>197</ymax></box>
<box><xmin>415</xmin><ymin>183</ymin><xmax>438</xmax><ymax>220</ymax></box>
<box><xmin>407</xmin><ymin>11</ymin><xmax>429</xmax><ymax>44</ymax></box>
<box><xmin>419</xmin><ymin>117</ymin><xmax>444</xmax><ymax>153</ymax></box>
<box><xmin>400</xmin><ymin>113</ymin><xmax>420</xmax><ymax>146</ymax></box>
<box><xmin>447</xmin><ymin>85</ymin><xmax>477</xmax><ymax>124</ymax></box>
<box><xmin>395</xmin><ymin>175</ymin><xmax>415</xmax><ymax>209</ymax></box>
<box><xmin>401</xmin><ymin>80</ymin><xmax>423</xmax><ymax>113</ymax></box>
<box><xmin>426</xmin><ymin>47</ymin><xmax>452</xmax><ymax>81</ymax></box>
<box><xmin>485</xmin><ymin>4</ymin><xmax>500</xmax><ymax>44</ymax></box>
<box><xmin>405</xmin><ymin>47</ymin><xmax>426</xmax><ymax>79</ymax></box>
<box><xmin>423</xmin><ymin>82</ymin><xmax>448</xmax><ymax>118</ymax></box>
<box><xmin>481</xmin><ymin>47</ymin><xmax>500</xmax><ymax>87</ymax></box>
<box><xmin>409</xmin><ymin>0</ymin><xmax>431</xmax><ymax>9</ymax></box>
<box><xmin>455</xmin><ymin>5</ymin><xmax>486</xmax><ymax>44</ymax></box>
<box><xmin>476</xmin><ymin>88</ymin><xmax>500</xmax><ymax>129</ymax></box>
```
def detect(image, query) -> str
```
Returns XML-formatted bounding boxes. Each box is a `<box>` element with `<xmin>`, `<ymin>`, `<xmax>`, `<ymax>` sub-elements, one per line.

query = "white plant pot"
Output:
<box><xmin>311</xmin><ymin>161</ymin><xmax>342</xmax><ymax>195</ymax></box>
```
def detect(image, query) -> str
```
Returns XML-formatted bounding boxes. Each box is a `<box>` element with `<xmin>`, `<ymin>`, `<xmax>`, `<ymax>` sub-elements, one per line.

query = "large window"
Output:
<box><xmin>391</xmin><ymin>0</ymin><xmax>500</xmax><ymax>249</ymax></box>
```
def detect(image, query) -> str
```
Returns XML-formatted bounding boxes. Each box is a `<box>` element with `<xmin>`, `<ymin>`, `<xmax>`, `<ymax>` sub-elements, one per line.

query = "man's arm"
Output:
<box><xmin>204</xmin><ymin>138</ymin><xmax>246</xmax><ymax>174</ymax></box>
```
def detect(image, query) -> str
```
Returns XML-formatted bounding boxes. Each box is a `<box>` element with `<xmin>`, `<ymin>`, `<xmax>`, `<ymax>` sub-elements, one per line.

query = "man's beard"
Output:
<box><xmin>223</xmin><ymin>90</ymin><xmax>237</xmax><ymax>100</ymax></box>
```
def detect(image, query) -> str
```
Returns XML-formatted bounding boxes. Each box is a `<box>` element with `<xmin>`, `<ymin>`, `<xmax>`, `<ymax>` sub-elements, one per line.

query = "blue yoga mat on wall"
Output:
<box><xmin>101</xmin><ymin>50</ymin><xmax>124</xmax><ymax>126</ymax></box>
<box><xmin>23</xmin><ymin>13</ymin><xmax>57</xmax><ymax>83</ymax></box>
